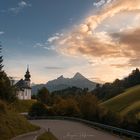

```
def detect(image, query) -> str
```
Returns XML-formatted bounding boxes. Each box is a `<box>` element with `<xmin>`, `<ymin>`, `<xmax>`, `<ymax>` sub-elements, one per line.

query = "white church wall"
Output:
<box><xmin>23</xmin><ymin>89</ymin><xmax>31</xmax><ymax>100</ymax></box>
<box><xmin>17</xmin><ymin>89</ymin><xmax>31</xmax><ymax>100</ymax></box>
<box><xmin>17</xmin><ymin>91</ymin><xmax>24</xmax><ymax>100</ymax></box>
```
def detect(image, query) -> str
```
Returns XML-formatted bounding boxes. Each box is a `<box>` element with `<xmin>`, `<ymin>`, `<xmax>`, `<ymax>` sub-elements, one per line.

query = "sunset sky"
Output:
<box><xmin>1</xmin><ymin>0</ymin><xmax>140</xmax><ymax>84</ymax></box>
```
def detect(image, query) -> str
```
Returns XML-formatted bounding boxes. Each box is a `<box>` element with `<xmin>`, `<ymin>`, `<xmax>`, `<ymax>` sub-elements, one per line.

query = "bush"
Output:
<box><xmin>78</xmin><ymin>94</ymin><xmax>99</xmax><ymax>120</ymax></box>
<box><xmin>29</xmin><ymin>102</ymin><xmax>47</xmax><ymax>117</ymax></box>
<box><xmin>53</xmin><ymin>98</ymin><xmax>80</xmax><ymax>117</ymax></box>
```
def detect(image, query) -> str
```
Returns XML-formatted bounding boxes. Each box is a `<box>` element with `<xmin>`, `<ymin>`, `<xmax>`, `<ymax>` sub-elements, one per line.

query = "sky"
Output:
<box><xmin>0</xmin><ymin>0</ymin><xmax>140</xmax><ymax>84</ymax></box>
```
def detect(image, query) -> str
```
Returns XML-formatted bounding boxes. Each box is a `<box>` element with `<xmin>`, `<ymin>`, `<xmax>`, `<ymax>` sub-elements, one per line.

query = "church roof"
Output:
<box><xmin>15</xmin><ymin>79</ymin><xmax>31</xmax><ymax>90</ymax></box>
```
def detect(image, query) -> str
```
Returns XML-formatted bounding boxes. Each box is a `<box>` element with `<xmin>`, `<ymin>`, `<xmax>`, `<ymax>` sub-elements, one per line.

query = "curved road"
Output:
<box><xmin>30</xmin><ymin>119</ymin><xmax>122</xmax><ymax>140</ymax></box>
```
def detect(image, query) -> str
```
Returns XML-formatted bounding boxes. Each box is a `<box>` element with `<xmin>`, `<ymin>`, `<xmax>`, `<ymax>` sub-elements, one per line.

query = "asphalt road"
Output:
<box><xmin>30</xmin><ymin>119</ymin><xmax>122</xmax><ymax>140</ymax></box>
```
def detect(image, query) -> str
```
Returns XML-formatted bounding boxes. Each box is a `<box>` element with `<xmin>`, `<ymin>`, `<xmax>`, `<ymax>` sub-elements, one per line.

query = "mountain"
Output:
<box><xmin>73</xmin><ymin>72</ymin><xmax>86</xmax><ymax>79</ymax></box>
<box><xmin>32</xmin><ymin>72</ymin><xmax>97</xmax><ymax>94</ymax></box>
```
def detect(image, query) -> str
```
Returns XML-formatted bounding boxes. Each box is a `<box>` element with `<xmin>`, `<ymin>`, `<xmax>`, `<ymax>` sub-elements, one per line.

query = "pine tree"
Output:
<box><xmin>0</xmin><ymin>44</ymin><xmax>3</xmax><ymax>71</ymax></box>
<box><xmin>0</xmin><ymin>43</ymin><xmax>17</xmax><ymax>102</ymax></box>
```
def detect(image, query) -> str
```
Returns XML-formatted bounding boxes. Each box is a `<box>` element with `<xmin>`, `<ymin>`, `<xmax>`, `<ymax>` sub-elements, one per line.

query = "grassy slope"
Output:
<box><xmin>121</xmin><ymin>101</ymin><xmax>140</xmax><ymax>116</ymax></box>
<box><xmin>12</xmin><ymin>99</ymin><xmax>37</xmax><ymax>113</ymax></box>
<box><xmin>0</xmin><ymin>100</ymin><xmax>39</xmax><ymax>140</ymax></box>
<box><xmin>101</xmin><ymin>85</ymin><xmax>140</xmax><ymax>117</ymax></box>
<box><xmin>37</xmin><ymin>132</ymin><xmax>58</xmax><ymax>140</ymax></box>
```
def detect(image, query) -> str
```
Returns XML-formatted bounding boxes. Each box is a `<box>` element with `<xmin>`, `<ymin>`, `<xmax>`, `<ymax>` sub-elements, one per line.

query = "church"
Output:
<box><xmin>15</xmin><ymin>67</ymin><xmax>32</xmax><ymax>100</ymax></box>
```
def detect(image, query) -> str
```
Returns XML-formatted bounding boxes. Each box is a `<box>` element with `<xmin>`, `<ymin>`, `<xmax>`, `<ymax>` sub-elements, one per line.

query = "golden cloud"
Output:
<box><xmin>111</xmin><ymin>28</ymin><xmax>140</xmax><ymax>67</ymax></box>
<box><xmin>50</xmin><ymin>0</ymin><xmax>140</xmax><ymax>68</ymax></box>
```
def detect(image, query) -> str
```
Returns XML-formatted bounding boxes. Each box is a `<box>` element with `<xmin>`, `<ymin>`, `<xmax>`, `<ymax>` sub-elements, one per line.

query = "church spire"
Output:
<box><xmin>24</xmin><ymin>65</ymin><xmax>31</xmax><ymax>81</ymax></box>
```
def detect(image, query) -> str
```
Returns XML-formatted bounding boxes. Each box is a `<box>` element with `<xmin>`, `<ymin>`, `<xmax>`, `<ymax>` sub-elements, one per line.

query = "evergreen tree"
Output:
<box><xmin>0</xmin><ymin>43</ymin><xmax>17</xmax><ymax>102</ymax></box>
<box><xmin>0</xmin><ymin>44</ymin><xmax>3</xmax><ymax>71</ymax></box>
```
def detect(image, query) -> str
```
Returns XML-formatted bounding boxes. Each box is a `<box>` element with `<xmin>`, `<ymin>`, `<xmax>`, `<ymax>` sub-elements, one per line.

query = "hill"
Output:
<box><xmin>92</xmin><ymin>68</ymin><xmax>140</xmax><ymax>101</ymax></box>
<box><xmin>0</xmin><ymin>100</ymin><xmax>39</xmax><ymax>140</ymax></box>
<box><xmin>101</xmin><ymin>85</ymin><xmax>140</xmax><ymax>118</ymax></box>
<box><xmin>32</xmin><ymin>72</ymin><xmax>97</xmax><ymax>94</ymax></box>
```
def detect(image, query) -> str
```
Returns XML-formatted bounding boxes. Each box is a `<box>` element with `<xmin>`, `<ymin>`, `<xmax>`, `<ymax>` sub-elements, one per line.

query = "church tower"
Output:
<box><xmin>16</xmin><ymin>66</ymin><xmax>32</xmax><ymax>100</ymax></box>
<box><xmin>24</xmin><ymin>65</ymin><xmax>31</xmax><ymax>87</ymax></box>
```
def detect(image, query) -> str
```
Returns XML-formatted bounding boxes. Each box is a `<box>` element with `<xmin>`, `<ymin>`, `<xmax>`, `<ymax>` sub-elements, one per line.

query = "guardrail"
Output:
<box><xmin>28</xmin><ymin>116</ymin><xmax>140</xmax><ymax>139</ymax></box>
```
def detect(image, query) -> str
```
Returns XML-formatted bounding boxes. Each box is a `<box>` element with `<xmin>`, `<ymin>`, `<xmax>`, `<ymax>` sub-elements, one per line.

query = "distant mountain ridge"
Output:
<box><xmin>32</xmin><ymin>72</ymin><xmax>97</xmax><ymax>94</ymax></box>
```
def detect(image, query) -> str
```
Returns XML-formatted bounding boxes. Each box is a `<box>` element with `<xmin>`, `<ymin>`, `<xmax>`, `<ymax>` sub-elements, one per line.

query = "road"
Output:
<box><xmin>30</xmin><ymin>119</ymin><xmax>122</xmax><ymax>140</ymax></box>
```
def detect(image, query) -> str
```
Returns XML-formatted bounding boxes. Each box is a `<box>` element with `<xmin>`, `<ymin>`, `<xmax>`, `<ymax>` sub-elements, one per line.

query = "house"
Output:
<box><xmin>15</xmin><ymin>67</ymin><xmax>31</xmax><ymax>100</ymax></box>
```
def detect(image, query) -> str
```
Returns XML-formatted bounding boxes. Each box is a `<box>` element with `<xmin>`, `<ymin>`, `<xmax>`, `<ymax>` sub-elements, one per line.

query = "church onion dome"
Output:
<box><xmin>24</xmin><ymin>68</ymin><xmax>31</xmax><ymax>81</ymax></box>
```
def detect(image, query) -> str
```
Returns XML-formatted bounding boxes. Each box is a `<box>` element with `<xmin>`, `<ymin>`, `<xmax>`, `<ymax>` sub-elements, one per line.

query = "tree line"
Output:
<box><xmin>92</xmin><ymin>68</ymin><xmax>140</xmax><ymax>101</ymax></box>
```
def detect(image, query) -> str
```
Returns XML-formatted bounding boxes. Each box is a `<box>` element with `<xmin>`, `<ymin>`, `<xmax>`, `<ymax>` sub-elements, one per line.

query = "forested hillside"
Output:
<box><xmin>92</xmin><ymin>68</ymin><xmax>140</xmax><ymax>101</ymax></box>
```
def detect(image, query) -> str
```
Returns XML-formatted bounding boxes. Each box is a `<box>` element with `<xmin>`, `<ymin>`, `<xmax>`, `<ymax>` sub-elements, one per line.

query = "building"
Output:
<box><xmin>15</xmin><ymin>67</ymin><xmax>32</xmax><ymax>100</ymax></box>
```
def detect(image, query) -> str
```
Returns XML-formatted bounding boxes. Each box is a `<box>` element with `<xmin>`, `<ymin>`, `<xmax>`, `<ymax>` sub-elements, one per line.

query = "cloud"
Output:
<box><xmin>89</xmin><ymin>77</ymin><xmax>105</xmax><ymax>83</ymax></box>
<box><xmin>110</xmin><ymin>27</ymin><xmax>140</xmax><ymax>67</ymax></box>
<box><xmin>111</xmin><ymin>59</ymin><xmax>140</xmax><ymax>68</ymax></box>
<box><xmin>106</xmin><ymin>0</ymin><xmax>113</xmax><ymax>4</ymax></box>
<box><xmin>47</xmin><ymin>33</ymin><xmax>63</xmax><ymax>43</ymax></box>
<box><xmin>47</xmin><ymin>36</ymin><xmax>60</xmax><ymax>43</ymax></box>
<box><xmin>19</xmin><ymin>1</ymin><xmax>28</xmax><ymax>7</ymax></box>
<box><xmin>111</xmin><ymin>28</ymin><xmax>140</xmax><ymax>53</ymax></box>
<box><xmin>128</xmin><ymin>58</ymin><xmax>140</xmax><ymax>67</ymax></box>
<box><xmin>8</xmin><ymin>1</ymin><xmax>31</xmax><ymax>14</ymax></box>
<box><xmin>39</xmin><ymin>0</ymin><xmax>140</xmax><ymax>83</ymax></box>
<box><xmin>45</xmin><ymin>66</ymin><xmax>64</xmax><ymax>70</ymax></box>
<box><xmin>0</xmin><ymin>31</ymin><xmax>4</xmax><ymax>35</ymax></box>
<box><xmin>46</xmin><ymin>0</ymin><xmax>140</xmax><ymax>69</ymax></box>
<box><xmin>93</xmin><ymin>0</ymin><xmax>106</xmax><ymax>7</ymax></box>
<box><xmin>33</xmin><ymin>42</ymin><xmax>56</xmax><ymax>51</ymax></box>
<box><xmin>33</xmin><ymin>43</ymin><xmax>44</xmax><ymax>48</ymax></box>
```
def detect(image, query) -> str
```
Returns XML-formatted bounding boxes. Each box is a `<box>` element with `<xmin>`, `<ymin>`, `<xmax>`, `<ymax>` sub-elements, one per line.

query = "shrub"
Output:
<box><xmin>29</xmin><ymin>102</ymin><xmax>47</xmax><ymax>117</ymax></box>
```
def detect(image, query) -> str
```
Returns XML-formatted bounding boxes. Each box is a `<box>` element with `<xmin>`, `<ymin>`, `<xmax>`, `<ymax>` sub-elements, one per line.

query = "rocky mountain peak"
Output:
<box><xmin>57</xmin><ymin>75</ymin><xmax>64</xmax><ymax>80</ymax></box>
<box><xmin>73</xmin><ymin>72</ymin><xmax>86</xmax><ymax>79</ymax></box>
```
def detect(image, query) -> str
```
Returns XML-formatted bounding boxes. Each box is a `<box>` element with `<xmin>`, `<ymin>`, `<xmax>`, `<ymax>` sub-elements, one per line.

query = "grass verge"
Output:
<box><xmin>0</xmin><ymin>100</ymin><xmax>39</xmax><ymax>140</ymax></box>
<box><xmin>37</xmin><ymin>132</ymin><xmax>58</xmax><ymax>140</ymax></box>
<box><xmin>12</xmin><ymin>99</ymin><xmax>37</xmax><ymax>113</ymax></box>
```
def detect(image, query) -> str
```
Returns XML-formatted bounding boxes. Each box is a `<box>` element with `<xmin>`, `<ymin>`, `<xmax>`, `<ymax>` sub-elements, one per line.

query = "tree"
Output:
<box><xmin>0</xmin><ymin>43</ymin><xmax>17</xmax><ymax>102</ymax></box>
<box><xmin>37</xmin><ymin>87</ymin><xmax>51</xmax><ymax>105</ymax></box>
<box><xmin>53</xmin><ymin>98</ymin><xmax>80</xmax><ymax>116</ymax></box>
<box><xmin>78</xmin><ymin>94</ymin><xmax>99</xmax><ymax>120</ymax></box>
<box><xmin>0</xmin><ymin>44</ymin><xmax>3</xmax><ymax>71</ymax></box>
<box><xmin>29</xmin><ymin>102</ymin><xmax>47</xmax><ymax>117</ymax></box>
